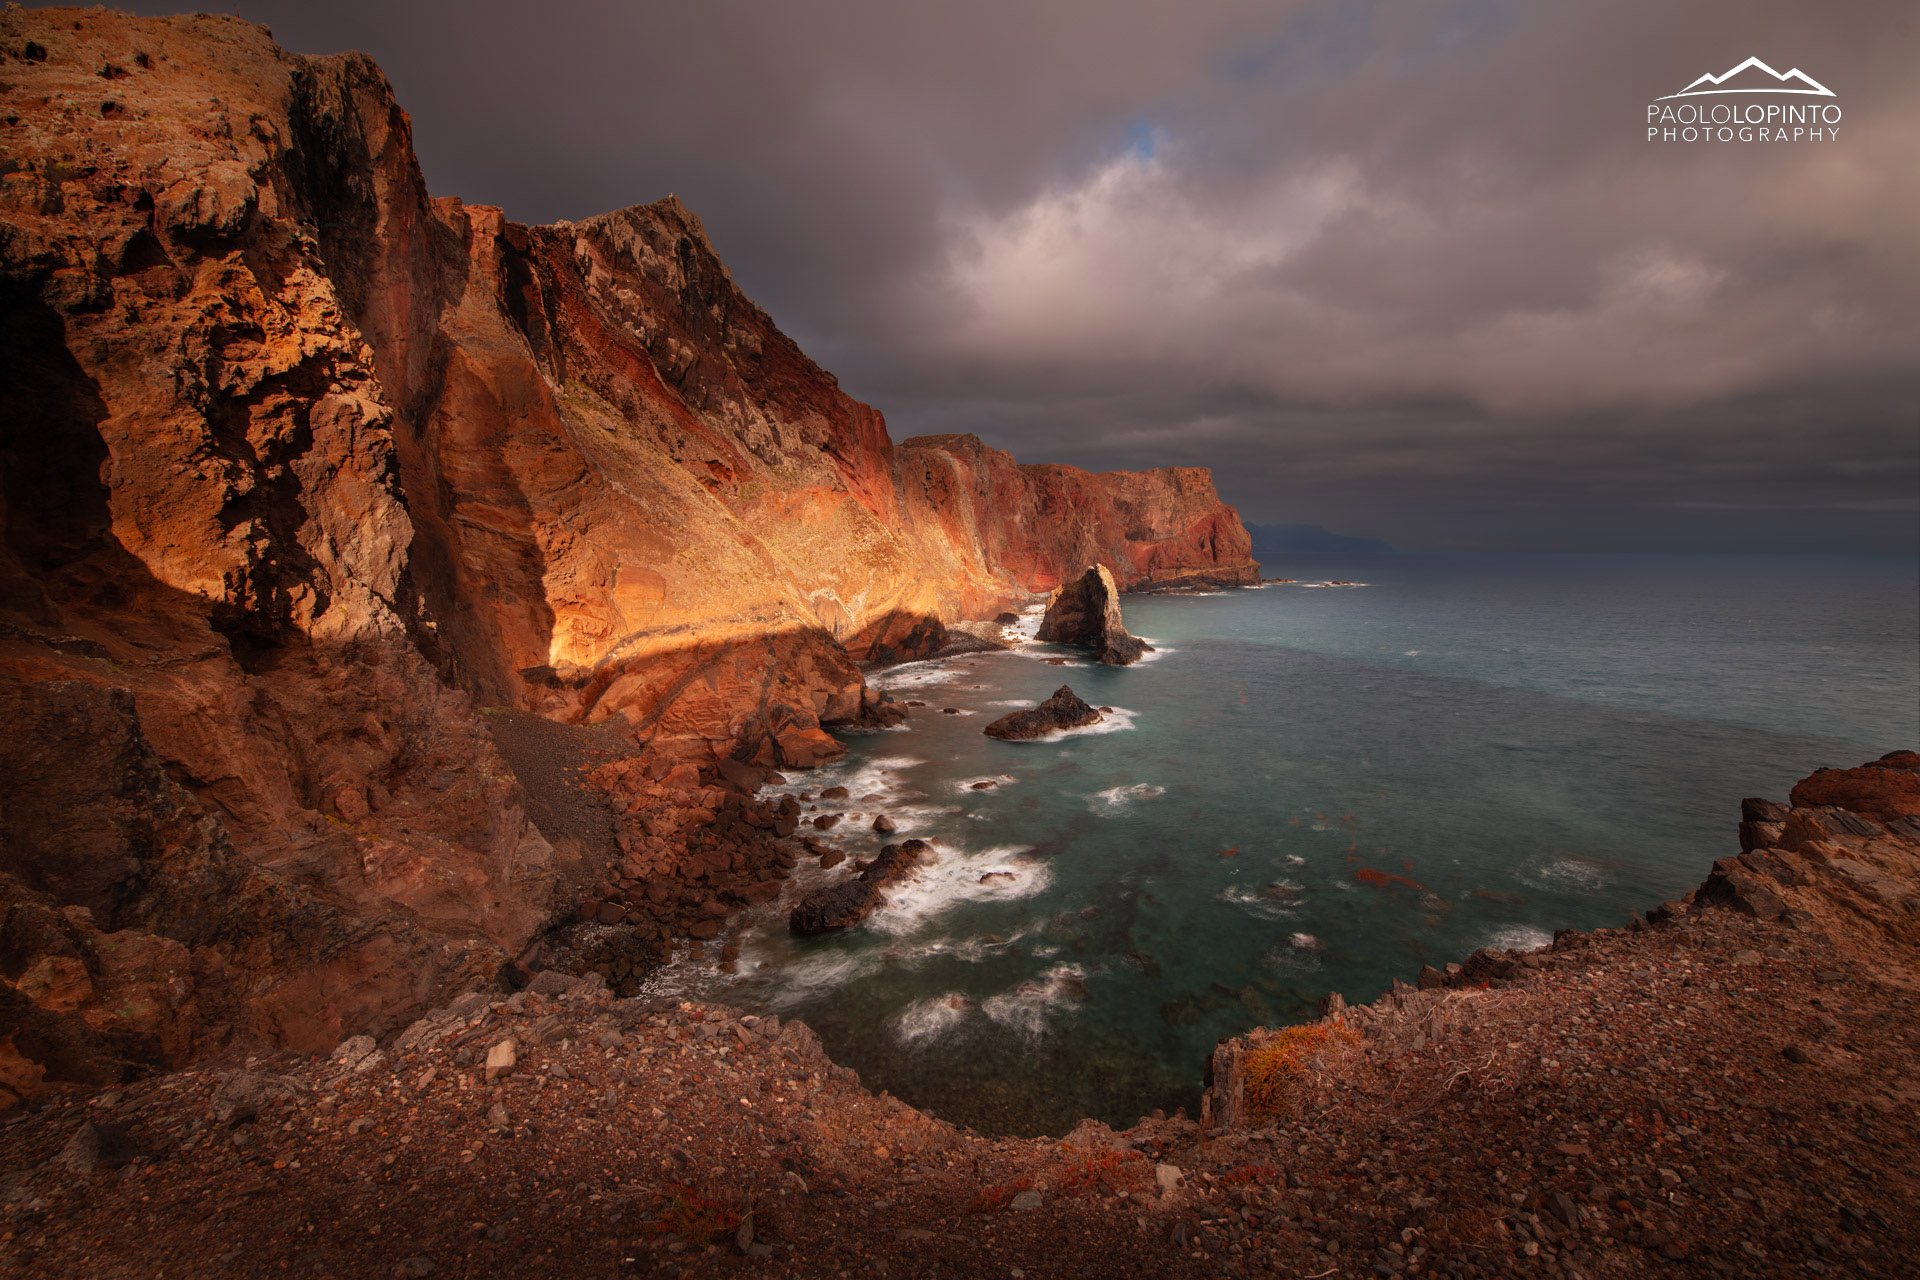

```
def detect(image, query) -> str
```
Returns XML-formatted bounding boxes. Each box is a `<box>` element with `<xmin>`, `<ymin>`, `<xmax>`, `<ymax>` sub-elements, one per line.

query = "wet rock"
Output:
<box><xmin>788</xmin><ymin>840</ymin><xmax>930</xmax><ymax>934</ymax></box>
<box><xmin>872</xmin><ymin>814</ymin><xmax>898</xmax><ymax>834</ymax></box>
<box><xmin>788</xmin><ymin>879</ymin><xmax>880</xmax><ymax>935</ymax></box>
<box><xmin>1036</xmin><ymin>564</ymin><xmax>1151</xmax><ymax>665</ymax></box>
<box><xmin>982</xmin><ymin>686</ymin><xmax>1102</xmax><ymax>740</ymax></box>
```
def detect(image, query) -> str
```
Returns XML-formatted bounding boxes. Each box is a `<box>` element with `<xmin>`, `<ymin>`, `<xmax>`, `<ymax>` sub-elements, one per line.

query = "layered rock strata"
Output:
<box><xmin>0</xmin><ymin>7</ymin><xmax>1254</xmax><ymax>1087</ymax></box>
<box><xmin>1037</xmin><ymin>564</ymin><xmax>1150</xmax><ymax>665</ymax></box>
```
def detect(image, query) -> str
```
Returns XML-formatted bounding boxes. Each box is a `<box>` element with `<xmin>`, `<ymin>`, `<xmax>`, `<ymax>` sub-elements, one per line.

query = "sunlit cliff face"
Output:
<box><xmin>204</xmin><ymin>0</ymin><xmax>1912</xmax><ymax>551</ymax></box>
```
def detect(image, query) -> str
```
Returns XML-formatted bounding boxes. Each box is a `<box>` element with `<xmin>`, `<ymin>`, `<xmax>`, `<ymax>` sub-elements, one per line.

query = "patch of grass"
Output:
<box><xmin>969</xmin><ymin>1173</ymin><xmax>1032</xmax><ymax>1213</ymax></box>
<box><xmin>644</xmin><ymin>1182</ymin><xmax>740</xmax><ymax>1247</ymax></box>
<box><xmin>1054</xmin><ymin>1147</ymin><xmax>1147</xmax><ymax>1193</ymax></box>
<box><xmin>1242</xmin><ymin>1023</ymin><xmax>1358</xmax><ymax>1121</ymax></box>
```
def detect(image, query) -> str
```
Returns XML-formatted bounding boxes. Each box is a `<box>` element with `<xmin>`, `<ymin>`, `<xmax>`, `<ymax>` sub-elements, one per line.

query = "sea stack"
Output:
<box><xmin>1037</xmin><ymin>565</ymin><xmax>1151</xmax><ymax>665</ymax></box>
<box><xmin>982</xmin><ymin>686</ymin><xmax>1104</xmax><ymax>740</ymax></box>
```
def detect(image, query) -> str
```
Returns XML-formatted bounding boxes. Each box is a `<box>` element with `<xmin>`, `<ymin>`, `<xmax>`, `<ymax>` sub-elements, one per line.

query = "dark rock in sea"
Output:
<box><xmin>1036</xmin><ymin>564</ymin><xmax>1152</xmax><ymax>665</ymax></box>
<box><xmin>789</xmin><ymin>839</ymin><xmax>931</xmax><ymax>933</ymax></box>
<box><xmin>788</xmin><ymin>879</ymin><xmax>879</xmax><ymax>934</ymax></box>
<box><xmin>872</xmin><ymin>814</ymin><xmax>898</xmax><ymax>834</ymax></box>
<box><xmin>994</xmin><ymin>611</ymin><xmax>1021</xmax><ymax>624</ymax></box>
<box><xmin>820</xmin><ymin>786</ymin><xmax>850</xmax><ymax>800</ymax></box>
<box><xmin>982</xmin><ymin>686</ymin><xmax>1103</xmax><ymax>740</ymax></box>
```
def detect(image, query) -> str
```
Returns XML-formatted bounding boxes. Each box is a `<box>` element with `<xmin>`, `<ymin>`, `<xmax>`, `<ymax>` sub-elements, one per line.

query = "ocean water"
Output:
<box><xmin>654</xmin><ymin>553</ymin><xmax>1919</xmax><ymax>1136</ymax></box>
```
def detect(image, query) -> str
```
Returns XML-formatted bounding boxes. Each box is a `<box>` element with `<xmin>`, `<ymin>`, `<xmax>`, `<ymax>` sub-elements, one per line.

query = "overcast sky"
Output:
<box><xmin>117</xmin><ymin>0</ymin><xmax>1918</xmax><ymax>551</ymax></box>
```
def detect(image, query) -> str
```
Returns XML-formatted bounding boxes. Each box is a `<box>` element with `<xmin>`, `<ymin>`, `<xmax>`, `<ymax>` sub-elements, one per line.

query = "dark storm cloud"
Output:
<box><xmin>115</xmin><ymin>0</ymin><xmax>1920</xmax><ymax>549</ymax></box>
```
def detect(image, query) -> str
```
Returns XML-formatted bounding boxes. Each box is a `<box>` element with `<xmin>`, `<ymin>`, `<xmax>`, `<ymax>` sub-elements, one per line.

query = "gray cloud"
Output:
<box><xmin>118</xmin><ymin>0</ymin><xmax>1920</xmax><ymax>549</ymax></box>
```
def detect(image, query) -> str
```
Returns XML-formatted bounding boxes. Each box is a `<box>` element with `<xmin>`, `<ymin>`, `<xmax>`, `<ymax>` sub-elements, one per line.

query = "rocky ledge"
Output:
<box><xmin>1037</xmin><ymin>565</ymin><xmax>1151</xmax><ymax>665</ymax></box>
<box><xmin>982</xmin><ymin>686</ymin><xmax>1105</xmax><ymax>740</ymax></box>
<box><xmin>1</xmin><ymin>755</ymin><xmax>1916</xmax><ymax>1279</ymax></box>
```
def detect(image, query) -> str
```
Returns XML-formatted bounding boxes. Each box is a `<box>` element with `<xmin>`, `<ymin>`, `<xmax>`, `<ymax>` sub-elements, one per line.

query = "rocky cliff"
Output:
<box><xmin>0</xmin><ymin>9</ymin><xmax>1255</xmax><ymax>1087</ymax></box>
<box><xmin>2</xmin><ymin>763</ymin><xmax>1913</xmax><ymax>1279</ymax></box>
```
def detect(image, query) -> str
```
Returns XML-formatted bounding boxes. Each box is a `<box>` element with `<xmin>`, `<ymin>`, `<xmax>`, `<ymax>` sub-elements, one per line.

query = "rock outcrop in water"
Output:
<box><xmin>0</xmin><ymin>7</ymin><xmax>1254</xmax><ymax>1086</ymax></box>
<box><xmin>788</xmin><ymin>839</ymin><xmax>930</xmax><ymax>934</ymax></box>
<box><xmin>1037</xmin><ymin>564</ymin><xmax>1150</xmax><ymax>665</ymax></box>
<box><xmin>982</xmin><ymin>686</ymin><xmax>1104</xmax><ymax>740</ymax></box>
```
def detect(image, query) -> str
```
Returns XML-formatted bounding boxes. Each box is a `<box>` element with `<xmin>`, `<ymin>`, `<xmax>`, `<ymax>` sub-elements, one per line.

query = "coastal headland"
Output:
<box><xmin>0</xmin><ymin>12</ymin><xmax>1914</xmax><ymax>1280</ymax></box>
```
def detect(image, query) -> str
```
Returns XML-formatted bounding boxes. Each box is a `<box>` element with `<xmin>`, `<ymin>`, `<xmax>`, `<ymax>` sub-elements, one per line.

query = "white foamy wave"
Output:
<box><xmin>1129</xmin><ymin>643</ymin><xmax>1175</xmax><ymax>664</ymax></box>
<box><xmin>891</xmin><ymin>993</ymin><xmax>974</xmax><ymax>1047</ymax></box>
<box><xmin>954</xmin><ymin>775</ymin><xmax>1017</xmax><ymax>795</ymax></box>
<box><xmin>783</xmin><ymin>756</ymin><xmax>925</xmax><ymax>808</ymax></box>
<box><xmin>1487</xmin><ymin>925</ymin><xmax>1553</xmax><ymax>952</ymax></box>
<box><xmin>1034</xmin><ymin>705</ymin><xmax>1138</xmax><ymax>740</ymax></box>
<box><xmin>1284</xmin><ymin>854</ymin><xmax>1306</xmax><ymax>867</ymax></box>
<box><xmin>981</xmin><ymin>964</ymin><xmax>1087</xmax><ymax>1037</ymax></box>
<box><xmin>986</xmin><ymin>699</ymin><xmax>1032</xmax><ymax>708</ymax></box>
<box><xmin>1527</xmin><ymin>857</ymin><xmax>1609</xmax><ymax>892</ymax></box>
<box><xmin>867</xmin><ymin>844</ymin><xmax>1052</xmax><ymax>935</ymax></box>
<box><xmin>1008</xmin><ymin>648</ymin><xmax>1091</xmax><ymax>668</ymax></box>
<box><xmin>871</xmin><ymin>661</ymin><xmax>966</xmax><ymax>692</ymax></box>
<box><xmin>1004</xmin><ymin>606</ymin><xmax>1046</xmax><ymax>643</ymax></box>
<box><xmin>755</xmin><ymin>948</ymin><xmax>886</xmax><ymax>1009</ymax></box>
<box><xmin>1089</xmin><ymin>782</ymin><xmax>1164</xmax><ymax>813</ymax></box>
<box><xmin>1289</xmin><ymin>932</ymin><xmax>1321</xmax><ymax>950</ymax></box>
<box><xmin>1220</xmin><ymin>881</ymin><xmax>1304</xmax><ymax>921</ymax></box>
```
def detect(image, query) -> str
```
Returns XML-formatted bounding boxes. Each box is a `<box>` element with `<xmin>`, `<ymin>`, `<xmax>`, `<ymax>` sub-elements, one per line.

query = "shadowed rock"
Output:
<box><xmin>1037</xmin><ymin>565</ymin><xmax>1150</xmax><ymax>665</ymax></box>
<box><xmin>788</xmin><ymin>839</ymin><xmax>932</xmax><ymax>934</ymax></box>
<box><xmin>982</xmin><ymin>686</ymin><xmax>1103</xmax><ymax>740</ymax></box>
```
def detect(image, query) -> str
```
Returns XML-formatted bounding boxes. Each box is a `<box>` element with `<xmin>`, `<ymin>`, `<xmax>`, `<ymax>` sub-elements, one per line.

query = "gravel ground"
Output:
<box><xmin>3</xmin><ymin>799</ymin><xmax>1915</xmax><ymax>1280</ymax></box>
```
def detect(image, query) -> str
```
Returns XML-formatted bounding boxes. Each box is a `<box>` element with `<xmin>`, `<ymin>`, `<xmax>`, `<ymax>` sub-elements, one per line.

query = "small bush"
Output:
<box><xmin>1242</xmin><ymin>1023</ymin><xmax>1357</xmax><ymax>1121</ymax></box>
<box><xmin>645</xmin><ymin>1183</ymin><xmax>741</xmax><ymax>1246</ymax></box>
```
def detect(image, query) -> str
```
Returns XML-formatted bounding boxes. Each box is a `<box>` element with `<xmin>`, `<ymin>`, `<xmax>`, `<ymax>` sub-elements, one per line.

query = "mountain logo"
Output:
<box><xmin>1658</xmin><ymin>57</ymin><xmax>1835</xmax><ymax>100</ymax></box>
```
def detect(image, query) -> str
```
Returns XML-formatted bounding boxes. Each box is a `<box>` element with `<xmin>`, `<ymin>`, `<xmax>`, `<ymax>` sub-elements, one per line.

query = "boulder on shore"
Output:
<box><xmin>1036</xmin><ymin>565</ymin><xmax>1150</xmax><ymax>665</ymax></box>
<box><xmin>789</xmin><ymin>839</ymin><xmax>932</xmax><ymax>934</ymax></box>
<box><xmin>982</xmin><ymin>686</ymin><xmax>1103</xmax><ymax>740</ymax></box>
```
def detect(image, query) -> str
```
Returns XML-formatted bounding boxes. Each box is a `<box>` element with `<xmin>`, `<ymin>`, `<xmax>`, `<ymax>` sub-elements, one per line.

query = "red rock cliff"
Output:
<box><xmin>0</xmin><ymin>10</ymin><xmax>1255</xmax><ymax>1082</ymax></box>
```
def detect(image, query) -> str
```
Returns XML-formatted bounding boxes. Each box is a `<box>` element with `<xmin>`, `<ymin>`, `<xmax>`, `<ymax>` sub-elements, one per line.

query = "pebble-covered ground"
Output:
<box><xmin>4</xmin><ymin>798</ymin><xmax>1916</xmax><ymax>1280</ymax></box>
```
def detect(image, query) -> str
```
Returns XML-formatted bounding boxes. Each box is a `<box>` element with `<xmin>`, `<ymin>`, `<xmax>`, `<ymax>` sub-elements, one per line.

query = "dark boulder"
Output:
<box><xmin>982</xmin><ymin>686</ymin><xmax>1103</xmax><ymax>740</ymax></box>
<box><xmin>788</xmin><ymin>839</ymin><xmax>930</xmax><ymax>934</ymax></box>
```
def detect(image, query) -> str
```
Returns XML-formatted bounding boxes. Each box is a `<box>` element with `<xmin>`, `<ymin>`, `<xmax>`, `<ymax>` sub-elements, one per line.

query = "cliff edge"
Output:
<box><xmin>0</xmin><ymin>7</ymin><xmax>1255</xmax><ymax>1080</ymax></box>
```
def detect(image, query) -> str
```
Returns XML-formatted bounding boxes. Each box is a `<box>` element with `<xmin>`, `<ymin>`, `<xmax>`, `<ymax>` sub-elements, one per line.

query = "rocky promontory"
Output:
<box><xmin>4</xmin><ymin>758</ymin><xmax>1915</xmax><ymax>1280</ymax></box>
<box><xmin>983</xmin><ymin>686</ymin><xmax>1105</xmax><ymax>740</ymax></box>
<box><xmin>0</xmin><ymin>5</ymin><xmax>1254</xmax><ymax>1090</ymax></box>
<box><xmin>1037</xmin><ymin>564</ymin><xmax>1151</xmax><ymax>665</ymax></box>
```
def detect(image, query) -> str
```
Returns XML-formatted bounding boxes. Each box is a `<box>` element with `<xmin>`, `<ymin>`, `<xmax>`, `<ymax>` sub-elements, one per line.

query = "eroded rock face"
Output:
<box><xmin>982</xmin><ymin>686</ymin><xmax>1104</xmax><ymax>740</ymax></box>
<box><xmin>0</xmin><ymin>8</ymin><xmax>1255</xmax><ymax>1095</ymax></box>
<box><xmin>1036</xmin><ymin>565</ymin><xmax>1150</xmax><ymax>665</ymax></box>
<box><xmin>1788</xmin><ymin>751</ymin><xmax>1920</xmax><ymax>823</ymax></box>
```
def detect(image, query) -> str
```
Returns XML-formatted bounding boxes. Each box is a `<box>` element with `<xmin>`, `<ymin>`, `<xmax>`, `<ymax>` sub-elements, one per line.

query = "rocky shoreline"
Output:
<box><xmin>4</xmin><ymin>756</ymin><xmax>1914</xmax><ymax>1279</ymax></box>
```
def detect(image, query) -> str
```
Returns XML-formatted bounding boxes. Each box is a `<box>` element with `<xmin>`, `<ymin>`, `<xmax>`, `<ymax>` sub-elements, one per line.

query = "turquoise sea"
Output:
<box><xmin>657</xmin><ymin>553</ymin><xmax>1919</xmax><ymax>1136</ymax></box>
